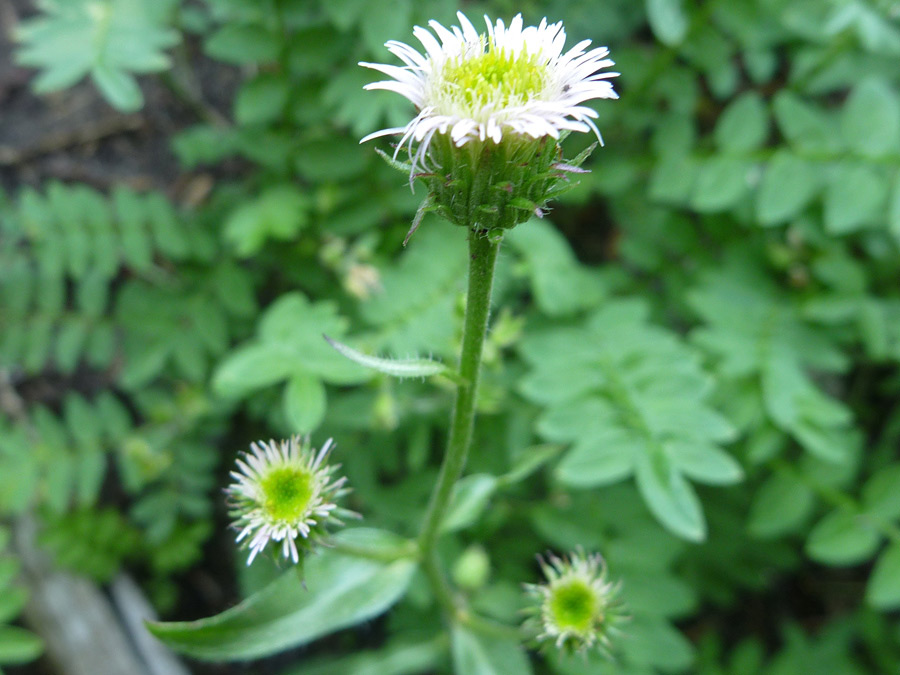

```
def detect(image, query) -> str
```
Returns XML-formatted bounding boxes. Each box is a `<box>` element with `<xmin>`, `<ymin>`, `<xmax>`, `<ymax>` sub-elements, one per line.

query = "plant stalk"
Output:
<box><xmin>418</xmin><ymin>227</ymin><xmax>502</xmax><ymax>614</ymax></box>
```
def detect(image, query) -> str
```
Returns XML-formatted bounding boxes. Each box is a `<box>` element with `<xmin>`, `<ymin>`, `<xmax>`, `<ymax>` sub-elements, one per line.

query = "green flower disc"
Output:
<box><xmin>440</xmin><ymin>46</ymin><xmax>547</xmax><ymax>111</ymax></box>
<box><xmin>260</xmin><ymin>467</ymin><xmax>313</xmax><ymax>523</ymax></box>
<box><xmin>549</xmin><ymin>579</ymin><xmax>599</xmax><ymax>634</ymax></box>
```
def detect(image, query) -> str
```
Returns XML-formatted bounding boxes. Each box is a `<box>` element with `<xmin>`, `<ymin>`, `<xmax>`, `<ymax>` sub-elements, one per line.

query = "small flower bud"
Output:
<box><xmin>452</xmin><ymin>544</ymin><xmax>491</xmax><ymax>590</ymax></box>
<box><xmin>523</xmin><ymin>549</ymin><xmax>625</xmax><ymax>656</ymax></box>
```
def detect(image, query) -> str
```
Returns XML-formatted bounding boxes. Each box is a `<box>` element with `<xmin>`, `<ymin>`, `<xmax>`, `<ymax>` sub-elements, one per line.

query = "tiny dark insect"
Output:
<box><xmin>561</xmin><ymin>84</ymin><xmax>570</xmax><ymax>93</ymax></box>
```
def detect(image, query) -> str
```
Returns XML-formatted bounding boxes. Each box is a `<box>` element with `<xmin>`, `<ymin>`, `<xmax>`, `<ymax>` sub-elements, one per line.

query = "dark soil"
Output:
<box><xmin>0</xmin><ymin>0</ymin><xmax>237</xmax><ymax>199</ymax></box>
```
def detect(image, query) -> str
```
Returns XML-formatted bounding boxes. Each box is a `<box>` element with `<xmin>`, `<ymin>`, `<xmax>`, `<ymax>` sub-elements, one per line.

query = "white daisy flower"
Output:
<box><xmin>226</xmin><ymin>437</ymin><xmax>351</xmax><ymax>566</ymax></box>
<box><xmin>523</xmin><ymin>550</ymin><xmax>625</xmax><ymax>655</ymax></box>
<box><xmin>360</xmin><ymin>11</ymin><xmax>619</xmax><ymax>176</ymax></box>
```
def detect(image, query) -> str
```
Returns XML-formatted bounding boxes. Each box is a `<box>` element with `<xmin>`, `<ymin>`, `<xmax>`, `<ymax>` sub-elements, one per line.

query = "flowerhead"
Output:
<box><xmin>227</xmin><ymin>437</ymin><xmax>351</xmax><ymax>565</ymax></box>
<box><xmin>523</xmin><ymin>550</ymin><xmax>625</xmax><ymax>656</ymax></box>
<box><xmin>360</xmin><ymin>12</ymin><xmax>618</xmax><ymax>177</ymax></box>
<box><xmin>360</xmin><ymin>13</ymin><xmax>617</xmax><ymax>233</ymax></box>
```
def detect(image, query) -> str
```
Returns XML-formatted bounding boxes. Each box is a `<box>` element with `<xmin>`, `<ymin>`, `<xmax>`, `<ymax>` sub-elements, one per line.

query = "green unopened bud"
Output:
<box><xmin>452</xmin><ymin>544</ymin><xmax>491</xmax><ymax>590</ymax></box>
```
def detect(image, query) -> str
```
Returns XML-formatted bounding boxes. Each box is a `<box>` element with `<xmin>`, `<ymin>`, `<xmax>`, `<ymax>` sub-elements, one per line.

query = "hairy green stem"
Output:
<box><xmin>418</xmin><ymin>227</ymin><xmax>502</xmax><ymax>614</ymax></box>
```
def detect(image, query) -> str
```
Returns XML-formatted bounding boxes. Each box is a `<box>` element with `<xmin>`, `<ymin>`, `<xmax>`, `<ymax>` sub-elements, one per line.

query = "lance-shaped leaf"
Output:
<box><xmin>147</xmin><ymin>529</ymin><xmax>416</xmax><ymax>661</ymax></box>
<box><xmin>323</xmin><ymin>335</ymin><xmax>462</xmax><ymax>383</ymax></box>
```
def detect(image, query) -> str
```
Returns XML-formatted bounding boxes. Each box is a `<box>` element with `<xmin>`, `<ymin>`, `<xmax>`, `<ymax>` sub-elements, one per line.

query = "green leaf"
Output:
<box><xmin>666</xmin><ymin>440</ymin><xmax>743</xmax><ymax>486</ymax></box>
<box><xmin>213</xmin><ymin>293</ymin><xmax>368</xmax><ymax>399</ymax></box>
<box><xmin>261</xmin><ymin>295</ymin><xmax>369</xmax><ymax>384</ymax></box>
<box><xmin>889</xmin><ymin>171</ymin><xmax>900</xmax><ymax>242</ymax></box>
<box><xmin>499</xmin><ymin>445</ymin><xmax>562</xmax><ymax>486</ymax></box>
<box><xmin>506</xmin><ymin>218</ymin><xmax>605</xmax><ymax>317</ymax></box>
<box><xmin>645</xmin><ymin>0</ymin><xmax>688</xmax><ymax>46</ymax></box>
<box><xmin>91</xmin><ymin>63</ymin><xmax>142</xmax><ymax>112</ymax></box>
<box><xmin>280</xmin><ymin>639</ymin><xmax>445</xmax><ymax>675</ymax></box>
<box><xmin>649</xmin><ymin>154</ymin><xmax>697</xmax><ymax>204</ymax></box>
<box><xmin>620</xmin><ymin>615</ymin><xmax>694</xmax><ymax>671</ymax></box>
<box><xmin>0</xmin><ymin>560</ymin><xmax>16</xmax><ymax>589</ymax></box>
<box><xmin>205</xmin><ymin>24</ymin><xmax>279</xmax><ymax>64</ymax></box>
<box><xmin>294</xmin><ymin>136</ymin><xmax>369</xmax><ymax>181</ymax></box>
<box><xmin>15</xmin><ymin>0</ymin><xmax>177</xmax><ymax>111</ymax></box>
<box><xmin>54</xmin><ymin>317</ymin><xmax>89</xmax><ymax>373</ymax></box>
<box><xmin>862</xmin><ymin>465</ymin><xmax>900</xmax><ymax>521</ymax></box>
<box><xmin>323</xmin><ymin>335</ymin><xmax>457</xmax><ymax>381</ymax></box>
<box><xmin>867</xmin><ymin>542</ymin><xmax>900</xmax><ymax>609</ymax></box>
<box><xmin>322</xmin><ymin>0</ymin><xmax>369</xmax><ymax>31</ymax></box>
<box><xmin>761</xmin><ymin>353</ymin><xmax>852</xmax><ymax>464</ymax></box>
<box><xmin>555</xmin><ymin>433</ymin><xmax>639</xmax><ymax>487</ymax></box>
<box><xmin>0</xmin><ymin>587</ymin><xmax>27</xmax><ymax>624</ymax></box>
<box><xmin>450</xmin><ymin>625</ymin><xmax>532</xmax><ymax>675</ymax></box>
<box><xmin>235</xmin><ymin>73</ymin><xmax>290</xmax><ymax>126</ymax></box>
<box><xmin>441</xmin><ymin>475</ymin><xmax>498</xmax><ymax>533</ymax></box>
<box><xmin>114</xmin><ymin>187</ymin><xmax>154</xmax><ymax>271</ymax></box>
<box><xmin>756</xmin><ymin>151</ymin><xmax>820</xmax><ymax>226</ymax></box>
<box><xmin>288</xmin><ymin>26</ymin><xmax>352</xmax><ymax>77</ymax></box>
<box><xmin>283</xmin><ymin>373</ymin><xmax>326</xmax><ymax>434</ymax></box>
<box><xmin>824</xmin><ymin>163</ymin><xmax>889</xmax><ymax>234</ymax></box>
<box><xmin>361</xmin><ymin>226</ymin><xmax>466</xmax><ymax>356</ymax></box>
<box><xmin>715</xmin><ymin>92</ymin><xmax>769</xmax><ymax>153</ymax></box>
<box><xmin>0</xmin><ymin>626</ymin><xmax>43</xmax><ymax>665</ymax></box>
<box><xmin>748</xmin><ymin>473</ymin><xmax>814</xmax><ymax>538</ymax></box>
<box><xmin>148</xmin><ymin>529</ymin><xmax>416</xmax><ymax>660</ymax></box>
<box><xmin>690</xmin><ymin>158</ymin><xmax>750</xmax><ymax>212</ymax></box>
<box><xmin>172</xmin><ymin>125</ymin><xmax>236</xmax><ymax>168</ymax></box>
<box><xmin>146</xmin><ymin>192</ymin><xmax>189</xmax><ymax>260</ymax></box>
<box><xmin>213</xmin><ymin>344</ymin><xmax>301</xmax><ymax>398</ymax></box>
<box><xmin>360</xmin><ymin>0</ymin><xmax>411</xmax><ymax>54</ymax></box>
<box><xmin>635</xmin><ymin>452</ymin><xmax>706</xmax><ymax>542</ymax></box>
<box><xmin>805</xmin><ymin>510</ymin><xmax>881</xmax><ymax>566</ymax></box>
<box><xmin>772</xmin><ymin>91</ymin><xmax>839</xmax><ymax>153</ymax></box>
<box><xmin>841</xmin><ymin>77</ymin><xmax>900</xmax><ymax>158</ymax></box>
<box><xmin>518</xmin><ymin>356</ymin><xmax>607</xmax><ymax>406</ymax></box>
<box><xmin>522</xmin><ymin>301</ymin><xmax>727</xmax><ymax>541</ymax></box>
<box><xmin>223</xmin><ymin>185</ymin><xmax>309</xmax><ymax>257</ymax></box>
<box><xmin>0</xmin><ymin>432</ymin><xmax>40</xmax><ymax>513</ymax></box>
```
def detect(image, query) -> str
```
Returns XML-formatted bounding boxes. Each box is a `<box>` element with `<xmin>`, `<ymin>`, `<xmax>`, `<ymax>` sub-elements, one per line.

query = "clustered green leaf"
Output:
<box><xmin>4</xmin><ymin>0</ymin><xmax>900</xmax><ymax>673</ymax></box>
<box><xmin>520</xmin><ymin>299</ymin><xmax>740</xmax><ymax>541</ymax></box>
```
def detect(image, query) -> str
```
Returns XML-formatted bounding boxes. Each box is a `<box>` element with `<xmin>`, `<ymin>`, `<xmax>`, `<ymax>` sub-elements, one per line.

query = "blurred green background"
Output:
<box><xmin>1</xmin><ymin>0</ymin><xmax>900</xmax><ymax>673</ymax></box>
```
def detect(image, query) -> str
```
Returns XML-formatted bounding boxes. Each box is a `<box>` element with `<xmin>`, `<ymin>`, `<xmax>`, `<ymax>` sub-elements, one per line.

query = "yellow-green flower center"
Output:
<box><xmin>260</xmin><ymin>467</ymin><xmax>313</xmax><ymax>522</ymax></box>
<box><xmin>549</xmin><ymin>580</ymin><xmax>598</xmax><ymax>633</ymax></box>
<box><xmin>440</xmin><ymin>45</ymin><xmax>547</xmax><ymax>111</ymax></box>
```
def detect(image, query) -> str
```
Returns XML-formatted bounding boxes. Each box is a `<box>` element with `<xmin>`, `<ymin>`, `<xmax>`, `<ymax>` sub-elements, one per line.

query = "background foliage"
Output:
<box><xmin>2</xmin><ymin>0</ymin><xmax>900</xmax><ymax>673</ymax></box>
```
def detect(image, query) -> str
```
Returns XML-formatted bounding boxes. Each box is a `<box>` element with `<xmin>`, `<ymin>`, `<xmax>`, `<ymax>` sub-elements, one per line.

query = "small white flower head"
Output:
<box><xmin>360</xmin><ymin>12</ymin><xmax>618</xmax><ymax>176</ymax></box>
<box><xmin>227</xmin><ymin>437</ymin><xmax>351</xmax><ymax>566</ymax></box>
<box><xmin>359</xmin><ymin>13</ymin><xmax>617</xmax><ymax>234</ymax></box>
<box><xmin>523</xmin><ymin>549</ymin><xmax>625</xmax><ymax>656</ymax></box>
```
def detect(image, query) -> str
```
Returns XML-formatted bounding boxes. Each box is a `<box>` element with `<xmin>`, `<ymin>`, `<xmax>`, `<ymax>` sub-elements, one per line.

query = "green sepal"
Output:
<box><xmin>510</xmin><ymin>197</ymin><xmax>538</xmax><ymax>212</ymax></box>
<box><xmin>567</xmin><ymin>141</ymin><xmax>598</xmax><ymax>168</ymax></box>
<box><xmin>374</xmin><ymin>147</ymin><xmax>414</xmax><ymax>174</ymax></box>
